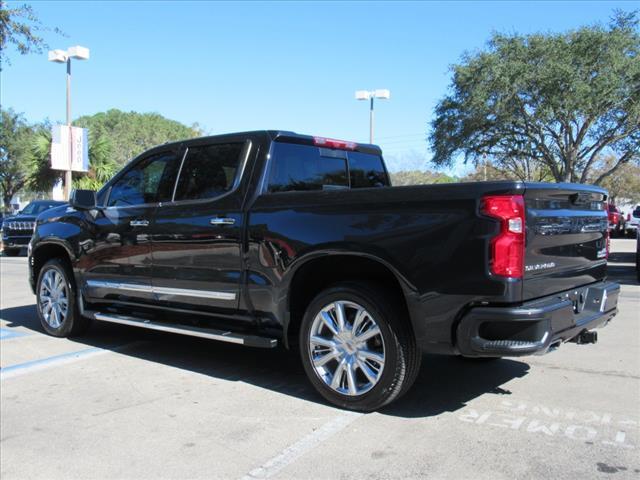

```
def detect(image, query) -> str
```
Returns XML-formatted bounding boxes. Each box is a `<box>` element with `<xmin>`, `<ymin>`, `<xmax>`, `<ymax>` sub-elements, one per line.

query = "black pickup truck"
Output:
<box><xmin>28</xmin><ymin>131</ymin><xmax>619</xmax><ymax>411</ymax></box>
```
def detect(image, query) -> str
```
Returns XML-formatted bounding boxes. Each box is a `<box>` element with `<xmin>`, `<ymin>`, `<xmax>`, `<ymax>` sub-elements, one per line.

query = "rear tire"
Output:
<box><xmin>299</xmin><ymin>282</ymin><xmax>421</xmax><ymax>412</ymax></box>
<box><xmin>36</xmin><ymin>258</ymin><xmax>89</xmax><ymax>337</ymax></box>
<box><xmin>3</xmin><ymin>248</ymin><xmax>20</xmax><ymax>256</ymax></box>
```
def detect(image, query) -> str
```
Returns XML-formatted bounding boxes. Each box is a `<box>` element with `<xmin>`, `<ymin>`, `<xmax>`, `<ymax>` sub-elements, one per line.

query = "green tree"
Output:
<box><xmin>0</xmin><ymin>1</ymin><xmax>63</xmax><ymax>66</ymax></box>
<box><xmin>389</xmin><ymin>170</ymin><xmax>457</xmax><ymax>186</ymax></box>
<box><xmin>0</xmin><ymin>108</ymin><xmax>33</xmax><ymax>209</ymax></box>
<box><xmin>24</xmin><ymin>127</ymin><xmax>58</xmax><ymax>193</ymax></box>
<box><xmin>591</xmin><ymin>155</ymin><xmax>640</xmax><ymax>203</ymax></box>
<box><xmin>429</xmin><ymin>11</ymin><xmax>640</xmax><ymax>184</ymax></box>
<box><xmin>73</xmin><ymin>133</ymin><xmax>118</xmax><ymax>191</ymax></box>
<box><xmin>25</xmin><ymin>128</ymin><xmax>118</xmax><ymax>193</ymax></box>
<box><xmin>74</xmin><ymin>109</ymin><xmax>201</xmax><ymax>166</ymax></box>
<box><xmin>460</xmin><ymin>157</ymin><xmax>554</xmax><ymax>182</ymax></box>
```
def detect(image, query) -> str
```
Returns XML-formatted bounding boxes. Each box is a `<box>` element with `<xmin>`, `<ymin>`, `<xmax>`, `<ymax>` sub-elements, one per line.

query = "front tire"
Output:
<box><xmin>299</xmin><ymin>282</ymin><xmax>421</xmax><ymax>412</ymax></box>
<box><xmin>36</xmin><ymin>258</ymin><xmax>88</xmax><ymax>337</ymax></box>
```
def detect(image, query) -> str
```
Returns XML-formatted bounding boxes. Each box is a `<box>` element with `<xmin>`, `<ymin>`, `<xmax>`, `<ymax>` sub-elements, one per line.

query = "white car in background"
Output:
<box><xmin>623</xmin><ymin>205</ymin><xmax>640</xmax><ymax>238</ymax></box>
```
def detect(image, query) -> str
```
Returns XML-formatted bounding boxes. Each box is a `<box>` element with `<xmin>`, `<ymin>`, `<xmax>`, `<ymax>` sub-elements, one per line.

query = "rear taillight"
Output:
<box><xmin>481</xmin><ymin>195</ymin><xmax>526</xmax><ymax>278</ymax></box>
<box><xmin>313</xmin><ymin>136</ymin><xmax>357</xmax><ymax>150</ymax></box>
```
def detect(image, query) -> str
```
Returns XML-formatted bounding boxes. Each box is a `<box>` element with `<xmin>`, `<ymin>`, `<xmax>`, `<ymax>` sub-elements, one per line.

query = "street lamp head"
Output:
<box><xmin>355</xmin><ymin>89</ymin><xmax>390</xmax><ymax>100</ymax></box>
<box><xmin>374</xmin><ymin>89</ymin><xmax>390</xmax><ymax>100</ymax></box>
<box><xmin>67</xmin><ymin>46</ymin><xmax>90</xmax><ymax>60</ymax></box>
<box><xmin>48</xmin><ymin>49</ymin><xmax>68</xmax><ymax>63</ymax></box>
<box><xmin>355</xmin><ymin>88</ymin><xmax>390</xmax><ymax>143</ymax></box>
<box><xmin>49</xmin><ymin>46</ymin><xmax>90</xmax><ymax>63</ymax></box>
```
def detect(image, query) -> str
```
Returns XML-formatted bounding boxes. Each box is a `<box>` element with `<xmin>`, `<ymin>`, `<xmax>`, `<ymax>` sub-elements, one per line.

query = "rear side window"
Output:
<box><xmin>174</xmin><ymin>143</ymin><xmax>244</xmax><ymax>201</ymax></box>
<box><xmin>267</xmin><ymin>143</ymin><xmax>388</xmax><ymax>193</ymax></box>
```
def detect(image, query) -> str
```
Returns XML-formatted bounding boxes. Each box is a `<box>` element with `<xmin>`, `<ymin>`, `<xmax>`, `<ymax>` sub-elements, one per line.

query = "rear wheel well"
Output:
<box><xmin>32</xmin><ymin>244</ymin><xmax>73</xmax><ymax>286</ymax></box>
<box><xmin>287</xmin><ymin>255</ymin><xmax>412</xmax><ymax>349</ymax></box>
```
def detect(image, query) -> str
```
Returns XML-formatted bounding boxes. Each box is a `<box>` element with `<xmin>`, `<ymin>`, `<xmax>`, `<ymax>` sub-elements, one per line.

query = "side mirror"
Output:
<box><xmin>70</xmin><ymin>189</ymin><xmax>97</xmax><ymax>210</ymax></box>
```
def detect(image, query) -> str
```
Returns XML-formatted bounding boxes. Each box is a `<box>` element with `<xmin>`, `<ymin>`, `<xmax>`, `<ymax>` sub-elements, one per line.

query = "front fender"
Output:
<box><xmin>29</xmin><ymin>209</ymin><xmax>90</xmax><ymax>292</ymax></box>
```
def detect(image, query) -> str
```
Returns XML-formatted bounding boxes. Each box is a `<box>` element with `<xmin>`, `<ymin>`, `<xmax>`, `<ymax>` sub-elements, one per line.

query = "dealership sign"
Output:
<box><xmin>51</xmin><ymin>124</ymin><xmax>89</xmax><ymax>172</ymax></box>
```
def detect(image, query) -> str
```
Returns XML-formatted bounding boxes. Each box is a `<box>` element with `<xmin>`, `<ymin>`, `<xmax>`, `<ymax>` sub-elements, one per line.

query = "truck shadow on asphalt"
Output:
<box><xmin>606</xmin><ymin>252</ymin><xmax>639</xmax><ymax>286</ymax></box>
<box><xmin>2</xmin><ymin>303</ymin><xmax>530</xmax><ymax>418</ymax></box>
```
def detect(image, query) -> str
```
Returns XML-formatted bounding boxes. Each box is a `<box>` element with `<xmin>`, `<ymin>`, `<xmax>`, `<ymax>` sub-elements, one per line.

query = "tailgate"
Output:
<box><xmin>523</xmin><ymin>184</ymin><xmax>608</xmax><ymax>301</ymax></box>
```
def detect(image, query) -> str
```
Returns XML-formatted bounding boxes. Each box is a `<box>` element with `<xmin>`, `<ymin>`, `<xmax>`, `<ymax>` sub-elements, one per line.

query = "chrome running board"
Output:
<box><xmin>86</xmin><ymin>311</ymin><xmax>277</xmax><ymax>348</ymax></box>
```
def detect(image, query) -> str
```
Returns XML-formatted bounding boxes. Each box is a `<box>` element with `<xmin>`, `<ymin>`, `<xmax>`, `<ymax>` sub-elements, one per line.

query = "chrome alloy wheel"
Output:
<box><xmin>308</xmin><ymin>300</ymin><xmax>385</xmax><ymax>396</ymax></box>
<box><xmin>38</xmin><ymin>269</ymin><xmax>69</xmax><ymax>329</ymax></box>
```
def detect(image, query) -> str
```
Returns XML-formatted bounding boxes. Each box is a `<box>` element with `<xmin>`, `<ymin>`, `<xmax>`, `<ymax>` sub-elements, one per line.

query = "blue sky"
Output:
<box><xmin>1</xmin><ymin>0</ymin><xmax>635</xmax><ymax>174</ymax></box>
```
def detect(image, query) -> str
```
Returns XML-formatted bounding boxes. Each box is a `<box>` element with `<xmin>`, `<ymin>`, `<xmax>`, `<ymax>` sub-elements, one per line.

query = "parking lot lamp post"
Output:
<box><xmin>355</xmin><ymin>89</ymin><xmax>390</xmax><ymax>143</ymax></box>
<box><xmin>48</xmin><ymin>46</ymin><xmax>90</xmax><ymax>200</ymax></box>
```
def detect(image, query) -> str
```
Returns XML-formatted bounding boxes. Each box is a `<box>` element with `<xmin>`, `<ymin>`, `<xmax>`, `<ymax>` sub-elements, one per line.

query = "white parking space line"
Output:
<box><xmin>240</xmin><ymin>412</ymin><xmax>363</xmax><ymax>480</ymax></box>
<box><xmin>0</xmin><ymin>341</ymin><xmax>146</xmax><ymax>380</ymax></box>
<box><xmin>0</xmin><ymin>327</ymin><xmax>30</xmax><ymax>340</ymax></box>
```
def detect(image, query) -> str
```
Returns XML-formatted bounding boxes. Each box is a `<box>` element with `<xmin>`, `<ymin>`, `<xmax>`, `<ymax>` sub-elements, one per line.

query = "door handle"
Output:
<box><xmin>129</xmin><ymin>220</ymin><xmax>149</xmax><ymax>227</ymax></box>
<box><xmin>210</xmin><ymin>217</ymin><xmax>235</xmax><ymax>226</ymax></box>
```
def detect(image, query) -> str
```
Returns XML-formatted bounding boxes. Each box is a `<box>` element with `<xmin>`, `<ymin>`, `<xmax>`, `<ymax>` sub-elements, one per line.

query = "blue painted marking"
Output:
<box><xmin>0</xmin><ymin>327</ymin><xmax>30</xmax><ymax>340</ymax></box>
<box><xmin>1</xmin><ymin>347</ymin><xmax>103</xmax><ymax>375</ymax></box>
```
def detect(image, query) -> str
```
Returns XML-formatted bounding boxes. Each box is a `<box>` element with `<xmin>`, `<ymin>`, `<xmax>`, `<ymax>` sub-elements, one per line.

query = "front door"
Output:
<box><xmin>151</xmin><ymin>139</ymin><xmax>252</xmax><ymax>314</ymax></box>
<box><xmin>82</xmin><ymin>149</ymin><xmax>179</xmax><ymax>305</ymax></box>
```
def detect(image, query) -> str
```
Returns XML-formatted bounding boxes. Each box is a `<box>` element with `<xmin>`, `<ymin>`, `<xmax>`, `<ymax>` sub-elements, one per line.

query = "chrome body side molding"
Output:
<box><xmin>153</xmin><ymin>286</ymin><xmax>236</xmax><ymax>301</ymax></box>
<box><xmin>86</xmin><ymin>280</ymin><xmax>236</xmax><ymax>301</ymax></box>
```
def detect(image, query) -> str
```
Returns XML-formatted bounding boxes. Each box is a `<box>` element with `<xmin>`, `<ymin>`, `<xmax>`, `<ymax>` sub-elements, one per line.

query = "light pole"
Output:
<box><xmin>355</xmin><ymin>89</ymin><xmax>390</xmax><ymax>143</ymax></box>
<box><xmin>48</xmin><ymin>45</ymin><xmax>90</xmax><ymax>200</ymax></box>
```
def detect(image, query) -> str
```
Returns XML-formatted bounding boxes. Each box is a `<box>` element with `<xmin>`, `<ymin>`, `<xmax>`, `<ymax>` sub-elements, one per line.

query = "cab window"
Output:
<box><xmin>267</xmin><ymin>143</ymin><xmax>348</xmax><ymax>193</ymax></box>
<box><xmin>267</xmin><ymin>142</ymin><xmax>389</xmax><ymax>193</ymax></box>
<box><xmin>173</xmin><ymin>143</ymin><xmax>244</xmax><ymax>201</ymax></box>
<box><xmin>107</xmin><ymin>152</ymin><xmax>176</xmax><ymax>207</ymax></box>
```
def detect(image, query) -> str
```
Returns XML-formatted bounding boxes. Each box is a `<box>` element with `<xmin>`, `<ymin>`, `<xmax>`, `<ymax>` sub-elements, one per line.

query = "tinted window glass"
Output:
<box><xmin>348</xmin><ymin>151</ymin><xmax>389</xmax><ymax>188</ymax></box>
<box><xmin>96</xmin><ymin>187</ymin><xmax>108</xmax><ymax>207</ymax></box>
<box><xmin>173</xmin><ymin>143</ymin><xmax>243</xmax><ymax>201</ymax></box>
<box><xmin>108</xmin><ymin>152</ymin><xmax>175</xmax><ymax>207</ymax></box>
<box><xmin>21</xmin><ymin>202</ymin><xmax>63</xmax><ymax>215</ymax></box>
<box><xmin>268</xmin><ymin>143</ymin><xmax>348</xmax><ymax>193</ymax></box>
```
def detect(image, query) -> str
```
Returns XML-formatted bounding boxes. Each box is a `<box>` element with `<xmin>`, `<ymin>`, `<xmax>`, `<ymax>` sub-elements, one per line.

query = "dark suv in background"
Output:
<box><xmin>1</xmin><ymin>200</ymin><xmax>66</xmax><ymax>256</ymax></box>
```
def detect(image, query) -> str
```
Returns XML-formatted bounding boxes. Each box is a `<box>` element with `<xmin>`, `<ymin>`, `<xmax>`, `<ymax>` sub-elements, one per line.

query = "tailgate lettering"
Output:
<box><xmin>525</xmin><ymin>262</ymin><xmax>556</xmax><ymax>272</ymax></box>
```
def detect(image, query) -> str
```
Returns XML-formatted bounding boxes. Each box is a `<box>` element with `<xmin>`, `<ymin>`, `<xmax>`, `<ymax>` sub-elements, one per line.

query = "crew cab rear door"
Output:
<box><xmin>523</xmin><ymin>184</ymin><xmax>608</xmax><ymax>301</ymax></box>
<box><xmin>150</xmin><ymin>137</ymin><xmax>254</xmax><ymax>314</ymax></box>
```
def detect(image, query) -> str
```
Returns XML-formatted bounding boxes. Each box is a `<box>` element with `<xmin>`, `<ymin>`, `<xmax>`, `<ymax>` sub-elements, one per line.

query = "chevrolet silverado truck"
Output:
<box><xmin>28</xmin><ymin>131</ymin><xmax>620</xmax><ymax>411</ymax></box>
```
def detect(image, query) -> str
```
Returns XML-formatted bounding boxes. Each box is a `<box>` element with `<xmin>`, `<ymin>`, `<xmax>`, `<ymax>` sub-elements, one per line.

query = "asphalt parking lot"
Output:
<box><xmin>1</xmin><ymin>239</ymin><xmax>638</xmax><ymax>479</ymax></box>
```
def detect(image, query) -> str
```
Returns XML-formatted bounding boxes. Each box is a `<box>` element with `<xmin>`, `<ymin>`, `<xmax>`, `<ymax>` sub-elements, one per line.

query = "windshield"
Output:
<box><xmin>20</xmin><ymin>202</ymin><xmax>59</xmax><ymax>215</ymax></box>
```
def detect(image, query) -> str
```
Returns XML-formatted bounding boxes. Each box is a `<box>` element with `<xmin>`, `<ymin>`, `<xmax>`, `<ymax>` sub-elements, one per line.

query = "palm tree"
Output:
<box><xmin>26</xmin><ymin>128</ymin><xmax>118</xmax><ymax>193</ymax></box>
<box><xmin>74</xmin><ymin>133</ymin><xmax>118</xmax><ymax>190</ymax></box>
<box><xmin>25</xmin><ymin>128</ymin><xmax>62</xmax><ymax>193</ymax></box>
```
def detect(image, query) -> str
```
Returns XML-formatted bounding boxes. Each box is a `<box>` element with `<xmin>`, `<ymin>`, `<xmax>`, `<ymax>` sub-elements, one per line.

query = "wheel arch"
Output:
<box><xmin>30</xmin><ymin>240</ymin><xmax>76</xmax><ymax>290</ymax></box>
<box><xmin>283</xmin><ymin>252</ymin><xmax>416</xmax><ymax>349</ymax></box>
